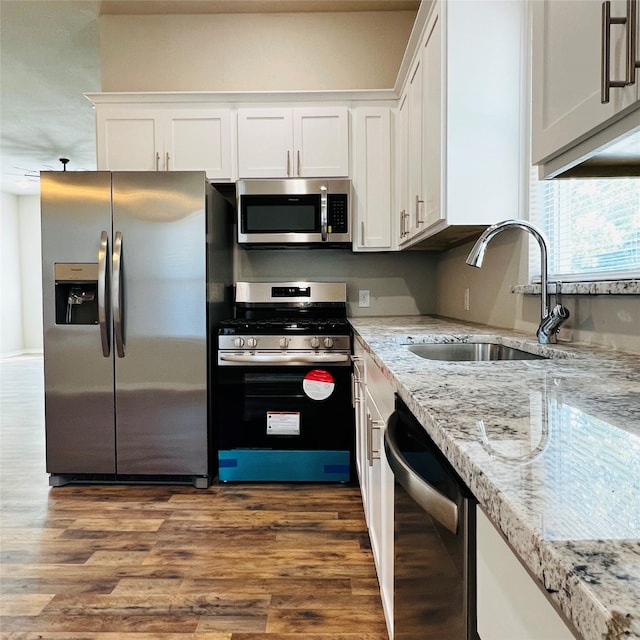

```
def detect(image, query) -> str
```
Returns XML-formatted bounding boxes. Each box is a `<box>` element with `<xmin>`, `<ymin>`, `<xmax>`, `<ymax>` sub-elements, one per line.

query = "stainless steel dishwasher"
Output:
<box><xmin>385</xmin><ymin>397</ymin><xmax>477</xmax><ymax>640</ymax></box>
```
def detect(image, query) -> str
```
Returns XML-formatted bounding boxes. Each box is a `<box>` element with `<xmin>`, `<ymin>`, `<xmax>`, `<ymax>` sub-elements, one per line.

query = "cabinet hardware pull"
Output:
<box><xmin>155</xmin><ymin>152</ymin><xmax>160</xmax><ymax>171</ymax></box>
<box><xmin>165</xmin><ymin>152</ymin><xmax>170</xmax><ymax>171</ymax></box>
<box><xmin>601</xmin><ymin>0</ymin><xmax>630</xmax><ymax>103</ymax></box>
<box><xmin>416</xmin><ymin>194</ymin><xmax>425</xmax><ymax>225</ymax></box>
<box><xmin>367</xmin><ymin>413</ymin><xmax>382</xmax><ymax>465</ymax></box>
<box><xmin>297</xmin><ymin>150</ymin><xmax>301</xmax><ymax>176</ymax></box>
<box><xmin>360</xmin><ymin>220</ymin><xmax>365</xmax><ymax>246</ymax></box>
<box><xmin>286</xmin><ymin>150</ymin><xmax>291</xmax><ymax>176</ymax></box>
<box><xmin>400</xmin><ymin>209</ymin><xmax>407</xmax><ymax>238</ymax></box>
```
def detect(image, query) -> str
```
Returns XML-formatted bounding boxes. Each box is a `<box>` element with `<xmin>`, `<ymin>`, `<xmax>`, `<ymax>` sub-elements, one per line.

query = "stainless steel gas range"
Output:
<box><xmin>216</xmin><ymin>282</ymin><xmax>354</xmax><ymax>482</ymax></box>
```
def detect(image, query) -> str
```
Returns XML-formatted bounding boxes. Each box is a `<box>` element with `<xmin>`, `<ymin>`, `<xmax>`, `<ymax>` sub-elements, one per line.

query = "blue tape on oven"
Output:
<box><xmin>217</xmin><ymin>450</ymin><xmax>350</xmax><ymax>482</ymax></box>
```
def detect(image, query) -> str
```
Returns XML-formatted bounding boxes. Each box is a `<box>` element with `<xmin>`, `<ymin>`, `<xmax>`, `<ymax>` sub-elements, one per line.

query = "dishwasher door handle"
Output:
<box><xmin>385</xmin><ymin>413</ymin><xmax>459</xmax><ymax>535</ymax></box>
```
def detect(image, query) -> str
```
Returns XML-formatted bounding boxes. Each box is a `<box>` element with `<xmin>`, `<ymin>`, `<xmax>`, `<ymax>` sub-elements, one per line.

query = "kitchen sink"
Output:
<box><xmin>407</xmin><ymin>342</ymin><xmax>547</xmax><ymax>362</ymax></box>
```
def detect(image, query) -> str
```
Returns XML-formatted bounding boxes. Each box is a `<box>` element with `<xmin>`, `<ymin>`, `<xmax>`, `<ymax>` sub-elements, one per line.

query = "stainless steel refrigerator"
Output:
<box><xmin>40</xmin><ymin>171</ymin><xmax>232</xmax><ymax>488</ymax></box>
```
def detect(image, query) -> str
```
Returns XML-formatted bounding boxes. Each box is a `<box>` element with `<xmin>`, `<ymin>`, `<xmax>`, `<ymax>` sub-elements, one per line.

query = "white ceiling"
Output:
<box><xmin>0</xmin><ymin>0</ymin><xmax>418</xmax><ymax>196</ymax></box>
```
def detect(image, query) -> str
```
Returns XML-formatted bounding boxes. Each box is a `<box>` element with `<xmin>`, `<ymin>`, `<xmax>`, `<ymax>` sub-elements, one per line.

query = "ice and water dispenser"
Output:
<box><xmin>54</xmin><ymin>263</ymin><xmax>99</xmax><ymax>325</ymax></box>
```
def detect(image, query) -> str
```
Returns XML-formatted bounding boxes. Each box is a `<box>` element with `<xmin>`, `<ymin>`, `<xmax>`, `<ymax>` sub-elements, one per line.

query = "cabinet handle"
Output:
<box><xmin>601</xmin><ymin>0</ymin><xmax>630</xmax><ymax>103</ymax></box>
<box><xmin>286</xmin><ymin>150</ymin><xmax>291</xmax><ymax>176</ymax></box>
<box><xmin>155</xmin><ymin>152</ymin><xmax>160</xmax><ymax>171</ymax></box>
<box><xmin>400</xmin><ymin>209</ymin><xmax>409</xmax><ymax>238</ymax></box>
<box><xmin>367</xmin><ymin>413</ymin><xmax>381</xmax><ymax>466</ymax></box>
<box><xmin>360</xmin><ymin>220</ymin><xmax>365</xmax><ymax>246</ymax></box>
<box><xmin>165</xmin><ymin>152</ymin><xmax>170</xmax><ymax>171</ymax></box>
<box><xmin>416</xmin><ymin>194</ymin><xmax>425</xmax><ymax>226</ymax></box>
<box><xmin>297</xmin><ymin>150</ymin><xmax>301</xmax><ymax>176</ymax></box>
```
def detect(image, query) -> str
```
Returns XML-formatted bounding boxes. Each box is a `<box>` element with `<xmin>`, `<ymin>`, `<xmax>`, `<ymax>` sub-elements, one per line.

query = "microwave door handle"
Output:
<box><xmin>320</xmin><ymin>186</ymin><xmax>328</xmax><ymax>242</ymax></box>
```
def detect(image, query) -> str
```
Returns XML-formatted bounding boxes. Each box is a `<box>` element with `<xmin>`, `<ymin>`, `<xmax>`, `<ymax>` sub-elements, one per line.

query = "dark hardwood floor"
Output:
<box><xmin>0</xmin><ymin>355</ymin><xmax>387</xmax><ymax>639</ymax></box>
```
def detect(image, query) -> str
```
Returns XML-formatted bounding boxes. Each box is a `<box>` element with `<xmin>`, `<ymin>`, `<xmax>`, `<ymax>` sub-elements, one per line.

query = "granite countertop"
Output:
<box><xmin>349</xmin><ymin>316</ymin><xmax>640</xmax><ymax>640</ymax></box>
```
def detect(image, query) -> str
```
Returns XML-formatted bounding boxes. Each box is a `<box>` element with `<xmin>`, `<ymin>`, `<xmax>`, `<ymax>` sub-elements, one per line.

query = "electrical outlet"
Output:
<box><xmin>358</xmin><ymin>289</ymin><xmax>370</xmax><ymax>308</ymax></box>
<box><xmin>464</xmin><ymin>288</ymin><xmax>470</xmax><ymax>311</ymax></box>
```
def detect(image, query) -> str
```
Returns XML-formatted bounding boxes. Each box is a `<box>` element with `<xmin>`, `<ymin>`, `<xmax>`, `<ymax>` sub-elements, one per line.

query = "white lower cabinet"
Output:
<box><xmin>477</xmin><ymin>508</ymin><xmax>576</xmax><ymax>640</ymax></box>
<box><xmin>353</xmin><ymin>338</ymin><xmax>394</xmax><ymax>638</ymax></box>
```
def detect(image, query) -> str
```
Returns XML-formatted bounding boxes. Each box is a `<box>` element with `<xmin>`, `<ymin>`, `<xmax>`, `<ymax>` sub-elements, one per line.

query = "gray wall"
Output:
<box><xmin>235</xmin><ymin>247</ymin><xmax>438</xmax><ymax>317</ymax></box>
<box><xmin>436</xmin><ymin>237</ymin><xmax>640</xmax><ymax>353</ymax></box>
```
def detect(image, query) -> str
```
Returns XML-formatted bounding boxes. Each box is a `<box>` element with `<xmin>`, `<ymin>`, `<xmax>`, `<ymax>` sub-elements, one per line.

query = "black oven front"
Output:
<box><xmin>216</xmin><ymin>361</ymin><xmax>354</xmax><ymax>482</ymax></box>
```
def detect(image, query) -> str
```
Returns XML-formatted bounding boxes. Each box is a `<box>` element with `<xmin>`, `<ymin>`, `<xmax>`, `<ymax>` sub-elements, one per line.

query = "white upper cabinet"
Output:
<box><xmin>396</xmin><ymin>0</ymin><xmax>526</xmax><ymax>250</ymax></box>
<box><xmin>165</xmin><ymin>109</ymin><xmax>233</xmax><ymax>178</ymax></box>
<box><xmin>532</xmin><ymin>0</ymin><xmax>640</xmax><ymax>177</ymax></box>
<box><xmin>96</xmin><ymin>105</ymin><xmax>233</xmax><ymax>180</ymax></box>
<box><xmin>237</xmin><ymin>107</ymin><xmax>349</xmax><ymax>178</ymax></box>
<box><xmin>398</xmin><ymin>10</ymin><xmax>441</xmax><ymax>247</ymax></box>
<box><xmin>352</xmin><ymin>107</ymin><xmax>393</xmax><ymax>251</ymax></box>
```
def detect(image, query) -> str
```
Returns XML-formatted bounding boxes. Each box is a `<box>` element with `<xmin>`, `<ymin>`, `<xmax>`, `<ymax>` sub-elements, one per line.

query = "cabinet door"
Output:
<box><xmin>404</xmin><ymin>56</ymin><xmax>424</xmax><ymax>242</ymax></box>
<box><xmin>477</xmin><ymin>508</ymin><xmax>575</xmax><ymax>640</ymax></box>
<box><xmin>166</xmin><ymin>109</ymin><xmax>233</xmax><ymax>180</ymax></box>
<box><xmin>293</xmin><ymin>107</ymin><xmax>349</xmax><ymax>177</ymax></box>
<box><xmin>352</xmin><ymin>108</ymin><xmax>393</xmax><ymax>251</ymax></box>
<box><xmin>397</xmin><ymin>90</ymin><xmax>410</xmax><ymax>243</ymax></box>
<box><xmin>97</xmin><ymin>111</ymin><xmax>161</xmax><ymax>171</ymax></box>
<box><xmin>237</xmin><ymin>108</ymin><xmax>293</xmax><ymax>178</ymax></box>
<box><xmin>421</xmin><ymin>11</ymin><xmax>442</xmax><ymax>230</ymax></box>
<box><xmin>364</xmin><ymin>392</ymin><xmax>384</xmax><ymax>569</ymax></box>
<box><xmin>532</xmin><ymin>0</ymin><xmax>637</xmax><ymax>164</ymax></box>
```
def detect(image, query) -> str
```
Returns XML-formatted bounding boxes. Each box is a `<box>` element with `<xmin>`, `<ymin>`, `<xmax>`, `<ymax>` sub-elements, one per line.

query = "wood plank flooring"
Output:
<box><xmin>0</xmin><ymin>355</ymin><xmax>387</xmax><ymax>639</ymax></box>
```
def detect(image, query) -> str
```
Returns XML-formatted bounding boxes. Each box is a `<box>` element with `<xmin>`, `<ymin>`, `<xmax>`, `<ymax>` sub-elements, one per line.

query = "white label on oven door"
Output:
<box><xmin>302</xmin><ymin>369</ymin><xmax>335</xmax><ymax>401</ymax></box>
<box><xmin>267</xmin><ymin>412</ymin><xmax>300</xmax><ymax>436</ymax></box>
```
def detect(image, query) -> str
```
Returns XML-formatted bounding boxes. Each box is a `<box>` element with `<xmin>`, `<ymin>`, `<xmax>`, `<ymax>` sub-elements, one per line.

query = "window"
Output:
<box><xmin>528</xmin><ymin>174</ymin><xmax>640</xmax><ymax>281</ymax></box>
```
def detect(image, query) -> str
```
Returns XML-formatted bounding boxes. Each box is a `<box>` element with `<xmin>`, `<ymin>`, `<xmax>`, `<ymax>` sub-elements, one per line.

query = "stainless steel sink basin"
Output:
<box><xmin>407</xmin><ymin>343</ymin><xmax>547</xmax><ymax>361</ymax></box>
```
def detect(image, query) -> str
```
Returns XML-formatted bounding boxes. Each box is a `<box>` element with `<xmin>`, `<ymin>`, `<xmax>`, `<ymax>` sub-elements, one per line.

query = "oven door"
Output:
<box><xmin>216</xmin><ymin>363</ymin><xmax>354</xmax><ymax>482</ymax></box>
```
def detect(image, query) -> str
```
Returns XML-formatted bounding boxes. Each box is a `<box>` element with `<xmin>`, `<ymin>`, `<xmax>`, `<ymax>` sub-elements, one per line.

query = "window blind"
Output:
<box><xmin>528</xmin><ymin>173</ymin><xmax>640</xmax><ymax>281</ymax></box>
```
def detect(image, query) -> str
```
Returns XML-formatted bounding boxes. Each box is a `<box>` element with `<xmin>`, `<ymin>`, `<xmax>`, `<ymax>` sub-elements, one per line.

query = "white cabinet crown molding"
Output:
<box><xmin>86</xmin><ymin>90</ymin><xmax>398</xmax><ymax>106</ymax></box>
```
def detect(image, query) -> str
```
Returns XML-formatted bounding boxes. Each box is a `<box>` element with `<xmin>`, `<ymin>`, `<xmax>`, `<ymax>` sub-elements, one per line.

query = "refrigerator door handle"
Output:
<box><xmin>113</xmin><ymin>231</ymin><xmax>125</xmax><ymax>358</ymax></box>
<box><xmin>98</xmin><ymin>231</ymin><xmax>110</xmax><ymax>357</ymax></box>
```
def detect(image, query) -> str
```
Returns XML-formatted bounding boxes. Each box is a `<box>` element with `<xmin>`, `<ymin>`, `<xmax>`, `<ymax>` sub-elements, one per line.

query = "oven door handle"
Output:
<box><xmin>219</xmin><ymin>353</ymin><xmax>350</xmax><ymax>364</ymax></box>
<box><xmin>384</xmin><ymin>412</ymin><xmax>459</xmax><ymax>535</ymax></box>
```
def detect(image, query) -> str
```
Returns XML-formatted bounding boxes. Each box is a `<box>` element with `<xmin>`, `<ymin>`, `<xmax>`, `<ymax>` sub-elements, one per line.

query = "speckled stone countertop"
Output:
<box><xmin>349</xmin><ymin>316</ymin><xmax>640</xmax><ymax>640</ymax></box>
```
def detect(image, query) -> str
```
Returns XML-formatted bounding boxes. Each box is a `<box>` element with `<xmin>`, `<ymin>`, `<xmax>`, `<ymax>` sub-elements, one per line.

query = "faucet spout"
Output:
<box><xmin>465</xmin><ymin>219</ymin><xmax>569</xmax><ymax>344</ymax></box>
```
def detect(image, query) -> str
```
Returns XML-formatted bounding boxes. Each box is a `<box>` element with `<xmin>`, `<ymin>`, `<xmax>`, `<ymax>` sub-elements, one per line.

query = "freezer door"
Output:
<box><xmin>40</xmin><ymin>172</ymin><xmax>116</xmax><ymax>473</ymax></box>
<box><xmin>111</xmin><ymin>172</ymin><xmax>208</xmax><ymax>475</ymax></box>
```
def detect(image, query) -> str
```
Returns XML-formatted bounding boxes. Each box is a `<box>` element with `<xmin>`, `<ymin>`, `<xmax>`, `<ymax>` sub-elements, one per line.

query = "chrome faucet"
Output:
<box><xmin>465</xmin><ymin>219</ymin><xmax>570</xmax><ymax>344</ymax></box>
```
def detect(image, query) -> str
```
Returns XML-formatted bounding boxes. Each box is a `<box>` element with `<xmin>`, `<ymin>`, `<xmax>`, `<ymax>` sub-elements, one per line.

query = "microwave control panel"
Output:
<box><xmin>327</xmin><ymin>194</ymin><xmax>348</xmax><ymax>234</ymax></box>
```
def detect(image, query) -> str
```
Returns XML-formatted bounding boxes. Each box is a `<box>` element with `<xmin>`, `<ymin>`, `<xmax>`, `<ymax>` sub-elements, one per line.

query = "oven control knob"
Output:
<box><xmin>279</xmin><ymin>337</ymin><xmax>289</xmax><ymax>348</ymax></box>
<box><xmin>247</xmin><ymin>337</ymin><xmax>258</xmax><ymax>348</ymax></box>
<box><xmin>233</xmin><ymin>337</ymin><xmax>245</xmax><ymax>348</ymax></box>
<box><xmin>323</xmin><ymin>337</ymin><xmax>334</xmax><ymax>349</ymax></box>
<box><xmin>310</xmin><ymin>336</ymin><xmax>320</xmax><ymax>349</ymax></box>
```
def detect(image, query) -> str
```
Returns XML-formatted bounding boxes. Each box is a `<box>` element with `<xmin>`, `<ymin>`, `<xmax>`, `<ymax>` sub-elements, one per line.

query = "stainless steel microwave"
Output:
<box><xmin>236</xmin><ymin>178</ymin><xmax>352</xmax><ymax>247</ymax></box>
